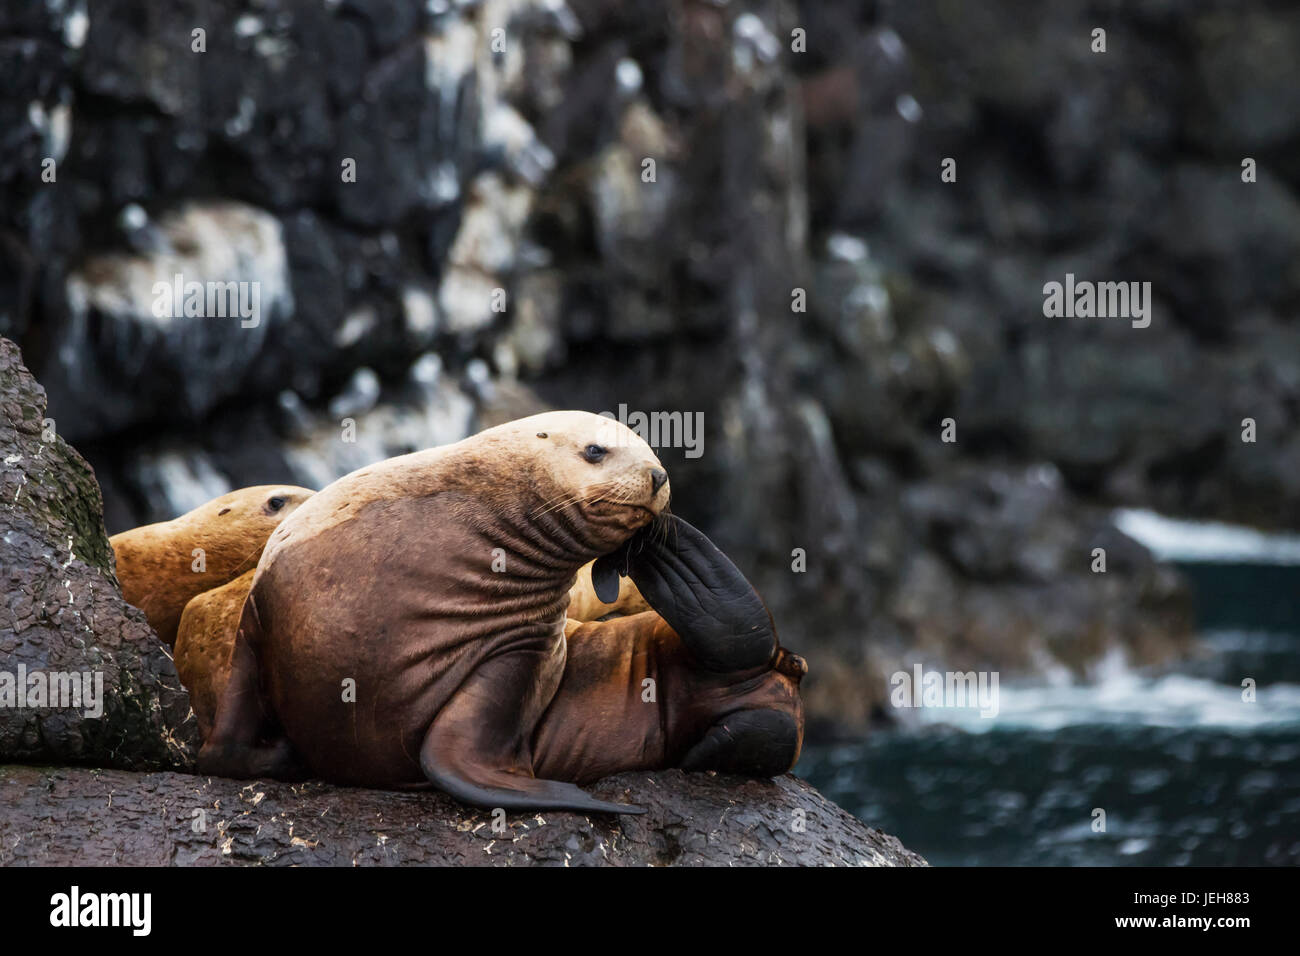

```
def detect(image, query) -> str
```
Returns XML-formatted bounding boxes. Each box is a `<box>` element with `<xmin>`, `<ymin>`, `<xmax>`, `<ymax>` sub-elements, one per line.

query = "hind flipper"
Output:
<box><xmin>680</xmin><ymin>708</ymin><xmax>801</xmax><ymax>777</ymax></box>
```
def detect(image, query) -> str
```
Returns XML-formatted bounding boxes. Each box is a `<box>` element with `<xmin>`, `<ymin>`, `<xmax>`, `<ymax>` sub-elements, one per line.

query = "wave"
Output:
<box><xmin>1112</xmin><ymin>508</ymin><xmax>1300</xmax><ymax>564</ymax></box>
<box><xmin>912</xmin><ymin>644</ymin><xmax>1300</xmax><ymax>732</ymax></box>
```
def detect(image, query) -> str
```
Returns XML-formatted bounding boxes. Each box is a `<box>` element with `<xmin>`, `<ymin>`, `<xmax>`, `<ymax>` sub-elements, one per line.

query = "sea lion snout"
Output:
<box><xmin>644</xmin><ymin>466</ymin><xmax>671</xmax><ymax>515</ymax></box>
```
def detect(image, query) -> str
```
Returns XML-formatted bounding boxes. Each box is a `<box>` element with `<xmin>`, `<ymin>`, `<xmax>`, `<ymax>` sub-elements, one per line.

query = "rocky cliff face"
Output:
<box><xmin>806</xmin><ymin>0</ymin><xmax>1300</xmax><ymax>532</ymax></box>
<box><xmin>9</xmin><ymin>0</ymin><xmax>1291</xmax><ymax>731</ymax></box>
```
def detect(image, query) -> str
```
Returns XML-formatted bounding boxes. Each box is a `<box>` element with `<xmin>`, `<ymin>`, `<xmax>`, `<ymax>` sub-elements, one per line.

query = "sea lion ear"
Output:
<box><xmin>590</xmin><ymin>549</ymin><xmax>625</xmax><ymax>605</ymax></box>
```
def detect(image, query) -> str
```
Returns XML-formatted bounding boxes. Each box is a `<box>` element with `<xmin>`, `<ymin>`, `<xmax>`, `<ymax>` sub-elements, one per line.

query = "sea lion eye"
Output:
<box><xmin>582</xmin><ymin>444</ymin><xmax>608</xmax><ymax>463</ymax></box>
<box><xmin>267</xmin><ymin>496</ymin><xmax>287</xmax><ymax>512</ymax></box>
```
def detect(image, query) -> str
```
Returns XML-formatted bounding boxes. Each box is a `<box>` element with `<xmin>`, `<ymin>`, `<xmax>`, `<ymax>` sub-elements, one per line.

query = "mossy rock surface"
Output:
<box><xmin>0</xmin><ymin>336</ymin><xmax>198</xmax><ymax>770</ymax></box>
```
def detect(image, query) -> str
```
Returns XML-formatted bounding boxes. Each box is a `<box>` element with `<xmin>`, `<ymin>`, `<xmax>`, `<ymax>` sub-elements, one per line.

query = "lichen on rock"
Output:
<box><xmin>0</xmin><ymin>336</ymin><xmax>199</xmax><ymax>770</ymax></box>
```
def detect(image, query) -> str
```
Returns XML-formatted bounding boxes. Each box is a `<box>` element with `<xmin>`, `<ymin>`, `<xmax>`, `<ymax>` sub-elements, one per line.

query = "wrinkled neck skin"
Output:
<box><xmin>447</xmin><ymin>452</ymin><xmax>651</xmax><ymax>595</ymax></box>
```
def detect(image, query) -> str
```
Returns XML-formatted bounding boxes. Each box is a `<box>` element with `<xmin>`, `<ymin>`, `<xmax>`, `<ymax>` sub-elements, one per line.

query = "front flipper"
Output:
<box><xmin>595</xmin><ymin>515</ymin><xmax>777</xmax><ymax>673</ymax></box>
<box><xmin>419</xmin><ymin>650</ymin><xmax>645</xmax><ymax>815</ymax></box>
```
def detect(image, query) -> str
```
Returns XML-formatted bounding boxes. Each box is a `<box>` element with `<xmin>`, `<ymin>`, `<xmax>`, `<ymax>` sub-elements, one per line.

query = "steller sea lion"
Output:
<box><xmin>174</xmin><ymin>550</ymin><xmax>653</xmax><ymax>738</ymax></box>
<box><xmin>199</xmin><ymin>411</ymin><xmax>672</xmax><ymax>813</ymax></box>
<box><xmin>110</xmin><ymin>485</ymin><xmax>314</xmax><ymax>646</ymax></box>
<box><xmin>174</xmin><ymin>513</ymin><xmax>806</xmax><ymax>784</ymax></box>
<box><xmin>145</xmin><ymin>490</ymin><xmax>649</xmax><ymax>738</ymax></box>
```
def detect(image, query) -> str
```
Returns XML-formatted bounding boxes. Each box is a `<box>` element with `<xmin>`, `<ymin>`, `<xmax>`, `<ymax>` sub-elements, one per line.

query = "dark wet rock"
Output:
<box><xmin>762</xmin><ymin>462</ymin><xmax>1194</xmax><ymax>725</ymax></box>
<box><xmin>0</xmin><ymin>765</ymin><xmax>925</xmax><ymax>867</ymax></box>
<box><xmin>1144</xmin><ymin>164</ymin><xmax>1300</xmax><ymax>324</ymax></box>
<box><xmin>0</xmin><ymin>337</ymin><xmax>198</xmax><ymax>770</ymax></box>
<box><xmin>819</xmin><ymin>0</ymin><xmax>1300</xmax><ymax>534</ymax></box>
<box><xmin>1187</xmin><ymin>7</ymin><xmax>1300</xmax><ymax>153</ymax></box>
<box><xmin>42</xmin><ymin>202</ymin><xmax>292</xmax><ymax>441</ymax></box>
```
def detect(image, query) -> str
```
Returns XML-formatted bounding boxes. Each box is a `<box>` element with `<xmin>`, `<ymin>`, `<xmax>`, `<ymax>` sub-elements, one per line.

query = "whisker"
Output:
<box><xmin>531</xmin><ymin>480</ymin><xmax>624</xmax><ymax>518</ymax></box>
<box><xmin>533</xmin><ymin>492</ymin><xmax>584</xmax><ymax>517</ymax></box>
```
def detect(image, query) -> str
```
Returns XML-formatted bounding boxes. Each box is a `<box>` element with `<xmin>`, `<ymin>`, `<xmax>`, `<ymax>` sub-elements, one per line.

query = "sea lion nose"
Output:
<box><xmin>650</xmin><ymin>468</ymin><xmax>668</xmax><ymax>494</ymax></box>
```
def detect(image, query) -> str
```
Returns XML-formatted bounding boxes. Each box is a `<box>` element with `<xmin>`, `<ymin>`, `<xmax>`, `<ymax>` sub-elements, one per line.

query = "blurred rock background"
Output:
<box><xmin>5</xmin><ymin>0</ymin><xmax>1296</xmax><ymax>735</ymax></box>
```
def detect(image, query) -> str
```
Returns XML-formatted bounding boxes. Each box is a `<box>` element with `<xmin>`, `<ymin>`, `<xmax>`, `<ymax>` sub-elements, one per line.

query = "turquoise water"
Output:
<box><xmin>795</xmin><ymin>561</ymin><xmax>1300</xmax><ymax>866</ymax></box>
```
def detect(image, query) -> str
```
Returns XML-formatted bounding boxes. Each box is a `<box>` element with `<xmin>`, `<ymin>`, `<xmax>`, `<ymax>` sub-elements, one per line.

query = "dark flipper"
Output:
<box><xmin>680</xmin><ymin>708</ymin><xmax>802</xmax><ymax>777</ymax></box>
<box><xmin>419</xmin><ymin>650</ymin><xmax>645</xmax><ymax>815</ymax></box>
<box><xmin>595</xmin><ymin>515</ymin><xmax>777</xmax><ymax>673</ymax></box>
<box><xmin>590</xmin><ymin>554</ymin><xmax>622</xmax><ymax>604</ymax></box>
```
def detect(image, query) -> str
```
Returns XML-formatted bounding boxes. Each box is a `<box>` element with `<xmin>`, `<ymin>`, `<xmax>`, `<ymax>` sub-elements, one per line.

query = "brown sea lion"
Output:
<box><xmin>110</xmin><ymin>485</ymin><xmax>314</xmax><ymax>646</ymax></box>
<box><xmin>175</xmin><ymin>514</ymin><xmax>805</xmax><ymax>780</ymax></box>
<box><xmin>199</xmin><ymin>411</ymin><xmax>671</xmax><ymax>813</ymax></box>
<box><xmin>536</xmin><ymin>514</ymin><xmax>806</xmax><ymax>784</ymax></box>
<box><xmin>173</xmin><ymin>524</ymin><xmax>654</xmax><ymax>737</ymax></box>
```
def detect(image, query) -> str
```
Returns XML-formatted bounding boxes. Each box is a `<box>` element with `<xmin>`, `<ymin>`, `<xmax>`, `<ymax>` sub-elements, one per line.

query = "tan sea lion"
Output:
<box><xmin>109</xmin><ymin>485</ymin><xmax>314</xmax><ymax>646</ymax></box>
<box><xmin>199</xmin><ymin>411</ymin><xmax>671</xmax><ymax>813</ymax></box>
<box><xmin>174</xmin><ymin>568</ymin><xmax>257</xmax><ymax>739</ymax></box>
<box><xmin>567</xmin><ymin>560</ymin><xmax>651</xmax><ymax>621</ymax></box>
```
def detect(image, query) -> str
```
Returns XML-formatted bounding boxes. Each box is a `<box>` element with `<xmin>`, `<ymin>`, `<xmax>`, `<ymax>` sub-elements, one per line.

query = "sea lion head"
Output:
<box><xmin>194</xmin><ymin>484</ymin><xmax>316</xmax><ymax>583</ymax></box>
<box><xmin>477</xmin><ymin>410</ymin><xmax>671</xmax><ymax>554</ymax></box>
<box><xmin>110</xmin><ymin>484</ymin><xmax>315</xmax><ymax>647</ymax></box>
<box><xmin>209</xmin><ymin>484</ymin><xmax>315</xmax><ymax>526</ymax></box>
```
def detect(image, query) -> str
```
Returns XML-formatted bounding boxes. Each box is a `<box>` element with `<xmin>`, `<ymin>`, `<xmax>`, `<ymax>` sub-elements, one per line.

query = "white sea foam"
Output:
<box><xmin>1113</xmin><ymin>508</ymin><xmax>1300</xmax><ymax>564</ymax></box>
<box><xmin>915</xmin><ymin>639</ymin><xmax>1300</xmax><ymax>732</ymax></box>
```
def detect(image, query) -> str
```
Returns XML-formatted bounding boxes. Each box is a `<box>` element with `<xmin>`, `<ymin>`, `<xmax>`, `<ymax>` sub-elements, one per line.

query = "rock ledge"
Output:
<box><xmin>0</xmin><ymin>765</ymin><xmax>925</xmax><ymax>867</ymax></box>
